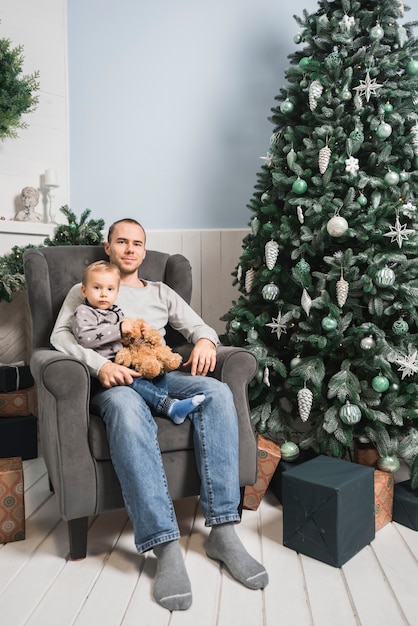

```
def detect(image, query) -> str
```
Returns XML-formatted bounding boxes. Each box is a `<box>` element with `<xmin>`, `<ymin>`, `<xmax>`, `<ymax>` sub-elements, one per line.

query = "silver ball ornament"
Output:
<box><xmin>360</xmin><ymin>336</ymin><xmax>375</xmax><ymax>350</ymax></box>
<box><xmin>326</xmin><ymin>216</ymin><xmax>348</xmax><ymax>237</ymax></box>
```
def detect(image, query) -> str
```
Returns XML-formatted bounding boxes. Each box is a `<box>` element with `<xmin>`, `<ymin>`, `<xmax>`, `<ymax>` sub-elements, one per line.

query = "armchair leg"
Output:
<box><xmin>68</xmin><ymin>517</ymin><xmax>88</xmax><ymax>560</ymax></box>
<box><xmin>238</xmin><ymin>486</ymin><xmax>245</xmax><ymax>518</ymax></box>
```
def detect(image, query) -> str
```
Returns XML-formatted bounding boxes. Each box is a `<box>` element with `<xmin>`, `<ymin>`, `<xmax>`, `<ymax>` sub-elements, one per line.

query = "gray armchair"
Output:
<box><xmin>23</xmin><ymin>245</ymin><xmax>258</xmax><ymax>559</ymax></box>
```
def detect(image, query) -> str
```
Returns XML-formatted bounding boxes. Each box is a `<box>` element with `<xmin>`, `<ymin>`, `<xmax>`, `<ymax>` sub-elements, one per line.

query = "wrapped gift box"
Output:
<box><xmin>269</xmin><ymin>448</ymin><xmax>317</xmax><ymax>503</ymax></box>
<box><xmin>374</xmin><ymin>470</ymin><xmax>394</xmax><ymax>531</ymax></box>
<box><xmin>243</xmin><ymin>435</ymin><xmax>281</xmax><ymax>510</ymax></box>
<box><xmin>0</xmin><ymin>415</ymin><xmax>38</xmax><ymax>460</ymax></box>
<box><xmin>0</xmin><ymin>363</ymin><xmax>34</xmax><ymax>392</ymax></box>
<box><xmin>0</xmin><ymin>386</ymin><xmax>37</xmax><ymax>417</ymax></box>
<box><xmin>0</xmin><ymin>457</ymin><xmax>25</xmax><ymax>543</ymax></box>
<box><xmin>392</xmin><ymin>480</ymin><xmax>418</xmax><ymax>531</ymax></box>
<box><xmin>283</xmin><ymin>455</ymin><xmax>375</xmax><ymax>567</ymax></box>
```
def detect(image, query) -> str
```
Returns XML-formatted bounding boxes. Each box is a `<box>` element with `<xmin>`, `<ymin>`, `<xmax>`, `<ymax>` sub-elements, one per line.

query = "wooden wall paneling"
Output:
<box><xmin>180</xmin><ymin>230</ymin><xmax>202</xmax><ymax>316</ymax></box>
<box><xmin>200</xmin><ymin>231</ymin><xmax>222</xmax><ymax>334</ymax></box>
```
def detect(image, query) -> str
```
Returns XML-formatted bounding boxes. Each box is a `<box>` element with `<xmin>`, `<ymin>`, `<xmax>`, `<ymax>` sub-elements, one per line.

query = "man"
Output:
<box><xmin>51</xmin><ymin>218</ymin><xmax>268</xmax><ymax>611</ymax></box>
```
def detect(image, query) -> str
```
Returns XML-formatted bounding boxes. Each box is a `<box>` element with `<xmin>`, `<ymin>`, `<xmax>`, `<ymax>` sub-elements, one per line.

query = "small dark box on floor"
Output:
<box><xmin>0</xmin><ymin>364</ymin><xmax>33</xmax><ymax>392</ymax></box>
<box><xmin>0</xmin><ymin>415</ymin><xmax>38</xmax><ymax>460</ymax></box>
<box><xmin>392</xmin><ymin>480</ymin><xmax>418</xmax><ymax>531</ymax></box>
<box><xmin>269</xmin><ymin>448</ymin><xmax>317</xmax><ymax>503</ymax></box>
<box><xmin>282</xmin><ymin>455</ymin><xmax>375</xmax><ymax>567</ymax></box>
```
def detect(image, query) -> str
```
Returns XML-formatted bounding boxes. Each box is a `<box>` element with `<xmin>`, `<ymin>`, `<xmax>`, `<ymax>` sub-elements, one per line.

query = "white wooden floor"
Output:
<box><xmin>1</xmin><ymin>457</ymin><xmax>418</xmax><ymax>626</ymax></box>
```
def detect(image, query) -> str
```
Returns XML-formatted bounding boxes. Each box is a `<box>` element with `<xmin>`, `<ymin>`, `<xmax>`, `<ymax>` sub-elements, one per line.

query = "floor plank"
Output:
<box><xmin>0</xmin><ymin>458</ymin><xmax>417</xmax><ymax>626</ymax></box>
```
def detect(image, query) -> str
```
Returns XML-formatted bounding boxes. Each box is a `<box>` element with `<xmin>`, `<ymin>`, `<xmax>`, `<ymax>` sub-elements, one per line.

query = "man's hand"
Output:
<box><xmin>98</xmin><ymin>361</ymin><xmax>142</xmax><ymax>388</ymax></box>
<box><xmin>183</xmin><ymin>338</ymin><xmax>217</xmax><ymax>376</ymax></box>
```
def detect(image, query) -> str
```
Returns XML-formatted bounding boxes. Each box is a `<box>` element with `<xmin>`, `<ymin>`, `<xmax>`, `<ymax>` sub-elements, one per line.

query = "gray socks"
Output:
<box><xmin>153</xmin><ymin>540</ymin><xmax>192</xmax><ymax>611</ymax></box>
<box><xmin>206</xmin><ymin>523</ymin><xmax>268</xmax><ymax>590</ymax></box>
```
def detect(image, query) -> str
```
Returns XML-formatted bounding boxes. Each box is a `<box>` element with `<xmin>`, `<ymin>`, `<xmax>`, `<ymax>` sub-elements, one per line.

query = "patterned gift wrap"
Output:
<box><xmin>374</xmin><ymin>470</ymin><xmax>394</xmax><ymax>531</ymax></box>
<box><xmin>243</xmin><ymin>435</ymin><xmax>281</xmax><ymax>510</ymax></box>
<box><xmin>0</xmin><ymin>386</ymin><xmax>37</xmax><ymax>417</ymax></box>
<box><xmin>0</xmin><ymin>457</ymin><xmax>25</xmax><ymax>543</ymax></box>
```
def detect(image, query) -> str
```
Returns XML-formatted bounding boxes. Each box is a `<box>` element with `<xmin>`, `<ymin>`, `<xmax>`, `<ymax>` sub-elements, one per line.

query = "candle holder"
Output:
<box><xmin>43</xmin><ymin>169</ymin><xmax>59</xmax><ymax>223</ymax></box>
<box><xmin>45</xmin><ymin>183</ymin><xmax>59</xmax><ymax>223</ymax></box>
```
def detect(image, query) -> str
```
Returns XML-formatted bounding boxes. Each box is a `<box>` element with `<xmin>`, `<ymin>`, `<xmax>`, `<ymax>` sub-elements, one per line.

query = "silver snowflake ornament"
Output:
<box><xmin>384</xmin><ymin>215</ymin><xmax>414</xmax><ymax>248</ymax></box>
<box><xmin>394</xmin><ymin>348</ymin><xmax>418</xmax><ymax>379</ymax></box>
<box><xmin>401</xmin><ymin>201</ymin><xmax>417</xmax><ymax>218</ymax></box>
<box><xmin>260</xmin><ymin>152</ymin><xmax>274</xmax><ymax>167</ymax></box>
<box><xmin>345</xmin><ymin>155</ymin><xmax>359</xmax><ymax>175</ymax></box>
<box><xmin>353</xmin><ymin>70</ymin><xmax>383</xmax><ymax>102</ymax></box>
<box><xmin>265</xmin><ymin>310</ymin><xmax>292</xmax><ymax>339</ymax></box>
<box><xmin>339</xmin><ymin>14</ymin><xmax>355</xmax><ymax>31</ymax></box>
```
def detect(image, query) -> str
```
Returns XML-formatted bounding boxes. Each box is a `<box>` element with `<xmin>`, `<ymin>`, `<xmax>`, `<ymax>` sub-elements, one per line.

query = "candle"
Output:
<box><xmin>44</xmin><ymin>169</ymin><xmax>57</xmax><ymax>185</ymax></box>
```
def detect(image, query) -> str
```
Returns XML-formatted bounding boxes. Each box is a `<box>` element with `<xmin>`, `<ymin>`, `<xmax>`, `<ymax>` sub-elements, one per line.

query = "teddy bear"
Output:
<box><xmin>114</xmin><ymin>319</ymin><xmax>182</xmax><ymax>379</ymax></box>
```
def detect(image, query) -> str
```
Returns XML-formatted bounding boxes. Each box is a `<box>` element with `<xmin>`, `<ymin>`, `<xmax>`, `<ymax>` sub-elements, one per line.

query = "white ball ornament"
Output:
<box><xmin>361</xmin><ymin>335</ymin><xmax>375</xmax><ymax>350</ymax></box>
<box><xmin>326</xmin><ymin>216</ymin><xmax>348</xmax><ymax>237</ymax></box>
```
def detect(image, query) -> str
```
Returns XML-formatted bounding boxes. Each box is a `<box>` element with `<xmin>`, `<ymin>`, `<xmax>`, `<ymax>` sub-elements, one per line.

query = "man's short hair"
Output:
<box><xmin>107</xmin><ymin>218</ymin><xmax>146</xmax><ymax>243</ymax></box>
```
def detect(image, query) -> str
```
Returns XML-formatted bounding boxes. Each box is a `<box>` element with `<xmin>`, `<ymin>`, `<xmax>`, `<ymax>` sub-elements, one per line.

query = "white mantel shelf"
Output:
<box><xmin>0</xmin><ymin>219</ymin><xmax>57</xmax><ymax>255</ymax></box>
<box><xmin>0</xmin><ymin>219</ymin><xmax>57</xmax><ymax>236</ymax></box>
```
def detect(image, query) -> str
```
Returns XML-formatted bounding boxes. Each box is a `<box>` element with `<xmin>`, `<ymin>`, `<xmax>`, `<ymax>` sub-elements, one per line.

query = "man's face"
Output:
<box><xmin>104</xmin><ymin>222</ymin><xmax>146</xmax><ymax>276</ymax></box>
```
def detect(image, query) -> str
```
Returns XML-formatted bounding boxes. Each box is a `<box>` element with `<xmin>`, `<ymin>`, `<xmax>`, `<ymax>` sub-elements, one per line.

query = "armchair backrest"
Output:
<box><xmin>23</xmin><ymin>245</ymin><xmax>192</xmax><ymax>350</ymax></box>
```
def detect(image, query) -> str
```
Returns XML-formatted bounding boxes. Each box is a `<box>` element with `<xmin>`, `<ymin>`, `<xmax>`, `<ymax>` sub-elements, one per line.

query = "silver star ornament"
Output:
<box><xmin>384</xmin><ymin>215</ymin><xmax>414</xmax><ymax>248</ymax></box>
<box><xmin>354</xmin><ymin>70</ymin><xmax>383</xmax><ymax>102</ymax></box>
<box><xmin>265</xmin><ymin>310</ymin><xmax>292</xmax><ymax>339</ymax></box>
<box><xmin>394</xmin><ymin>348</ymin><xmax>418</xmax><ymax>379</ymax></box>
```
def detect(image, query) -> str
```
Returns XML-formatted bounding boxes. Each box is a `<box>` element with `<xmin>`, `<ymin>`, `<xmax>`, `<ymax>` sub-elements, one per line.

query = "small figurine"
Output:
<box><xmin>15</xmin><ymin>186</ymin><xmax>42</xmax><ymax>222</ymax></box>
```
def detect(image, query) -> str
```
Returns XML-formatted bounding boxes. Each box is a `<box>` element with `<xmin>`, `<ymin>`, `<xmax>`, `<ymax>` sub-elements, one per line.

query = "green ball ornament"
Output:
<box><xmin>390</xmin><ymin>383</ymin><xmax>400</xmax><ymax>392</ymax></box>
<box><xmin>280</xmin><ymin>441</ymin><xmax>300</xmax><ymax>461</ymax></box>
<box><xmin>375</xmin><ymin>266</ymin><xmax>395</xmax><ymax>286</ymax></box>
<box><xmin>340</xmin><ymin>89</ymin><xmax>352</xmax><ymax>101</ymax></box>
<box><xmin>384</xmin><ymin>170</ymin><xmax>399</xmax><ymax>186</ymax></box>
<box><xmin>376</xmin><ymin>122</ymin><xmax>392</xmax><ymax>140</ymax></box>
<box><xmin>339</xmin><ymin>401</ymin><xmax>362</xmax><ymax>425</ymax></box>
<box><xmin>292</xmin><ymin>177</ymin><xmax>308</xmax><ymax>195</ymax></box>
<box><xmin>229</xmin><ymin>319</ymin><xmax>241</xmax><ymax>331</ymax></box>
<box><xmin>290</xmin><ymin>356</ymin><xmax>302</xmax><ymax>369</ymax></box>
<box><xmin>383</xmin><ymin>101</ymin><xmax>393</xmax><ymax>113</ymax></box>
<box><xmin>295</xmin><ymin>259</ymin><xmax>310</xmax><ymax>274</ymax></box>
<box><xmin>370</xmin><ymin>24</ymin><xmax>384</xmax><ymax>41</ymax></box>
<box><xmin>399</xmin><ymin>170</ymin><xmax>409</xmax><ymax>182</ymax></box>
<box><xmin>377</xmin><ymin>455</ymin><xmax>400</xmax><ymax>473</ymax></box>
<box><xmin>280</xmin><ymin>99</ymin><xmax>294</xmax><ymax>114</ymax></box>
<box><xmin>298</xmin><ymin>57</ymin><xmax>311</xmax><ymax>70</ymax></box>
<box><xmin>294</xmin><ymin>33</ymin><xmax>302</xmax><ymax>44</ymax></box>
<box><xmin>321</xmin><ymin>316</ymin><xmax>338</xmax><ymax>331</ymax></box>
<box><xmin>357</xmin><ymin>194</ymin><xmax>367</xmax><ymax>207</ymax></box>
<box><xmin>262</xmin><ymin>283</ymin><xmax>280</xmax><ymax>301</ymax></box>
<box><xmin>372</xmin><ymin>375</ymin><xmax>390</xmax><ymax>392</ymax></box>
<box><xmin>406</xmin><ymin>59</ymin><xmax>418</xmax><ymax>76</ymax></box>
<box><xmin>392</xmin><ymin>318</ymin><xmax>409</xmax><ymax>335</ymax></box>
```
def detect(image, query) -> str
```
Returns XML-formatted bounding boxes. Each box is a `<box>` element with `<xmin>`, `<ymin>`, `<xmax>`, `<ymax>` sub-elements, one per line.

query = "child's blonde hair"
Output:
<box><xmin>82</xmin><ymin>260</ymin><xmax>121</xmax><ymax>286</ymax></box>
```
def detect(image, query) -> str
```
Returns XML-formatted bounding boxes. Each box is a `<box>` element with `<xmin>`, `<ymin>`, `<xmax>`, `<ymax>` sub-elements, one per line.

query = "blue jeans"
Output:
<box><xmin>129</xmin><ymin>373</ymin><xmax>169</xmax><ymax>414</ymax></box>
<box><xmin>90</xmin><ymin>370</ymin><xmax>241</xmax><ymax>553</ymax></box>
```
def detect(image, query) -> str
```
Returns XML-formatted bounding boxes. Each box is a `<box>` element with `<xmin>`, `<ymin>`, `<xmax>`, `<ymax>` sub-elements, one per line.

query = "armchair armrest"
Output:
<box><xmin>175</xmin><ymin>343</ymin><xmax>258</xmax><ymax>486</ymax></box>
<box><xmin>30</xmin><ymin>349</ymin><xmax>98</xmax><ymax>519</ymax></box>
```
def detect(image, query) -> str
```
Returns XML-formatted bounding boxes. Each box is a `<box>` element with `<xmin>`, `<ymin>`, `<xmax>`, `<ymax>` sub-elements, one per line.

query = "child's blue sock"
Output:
<box><xmin>167</xmin><ymin>394</ymin><xmax>205</xmax><ymax>424</ymax></box>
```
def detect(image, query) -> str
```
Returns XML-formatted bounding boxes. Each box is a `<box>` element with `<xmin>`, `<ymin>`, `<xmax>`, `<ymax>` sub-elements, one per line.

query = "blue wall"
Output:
<box><xmin>68</xmin><ymin>0</ymin><xmax>418</xmax><ymax>230</ymax></box>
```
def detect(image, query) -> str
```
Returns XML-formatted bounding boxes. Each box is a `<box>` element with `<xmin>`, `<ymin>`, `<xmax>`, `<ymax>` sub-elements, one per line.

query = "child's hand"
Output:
<box><xmin>121</xmin><ymin>319</ymin><xmax>137</xmax><ymax>335</ymax></box>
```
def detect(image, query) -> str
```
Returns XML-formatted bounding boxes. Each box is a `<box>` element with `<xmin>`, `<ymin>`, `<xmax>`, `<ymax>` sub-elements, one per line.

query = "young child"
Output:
<box><xmin>71</xmin><ymin>260</ymin><xmax>205</xmax><ymax>424</ymax></box>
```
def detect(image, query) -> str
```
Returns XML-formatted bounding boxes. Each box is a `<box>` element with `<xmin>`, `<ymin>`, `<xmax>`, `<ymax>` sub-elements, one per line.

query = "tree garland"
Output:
<box><xmin>0</xmin><ymin>34</ymin><xmax>39</xmax><ymax>139</ymax></box>
<box><xmin>0</xmin><ymin>206</ymin><xmax>105</xmax><ymax>302</ymax></box>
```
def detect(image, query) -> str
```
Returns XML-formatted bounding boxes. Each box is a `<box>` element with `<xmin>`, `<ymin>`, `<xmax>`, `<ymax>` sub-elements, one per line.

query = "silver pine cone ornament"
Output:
<box><xmin>265</xmin><ymin>239</ymin><xmax>279</xmax><ymax>270</ymax></box>
<box><xmin>336</xmin><ymin>274</ymin><xmax>349</xmax><ymax>307</ymax></box>
<box><xmin>318</xmin><ymin>145</ymin><xmax>331</xmax><ymax>174</ymax></box>
<box><xmin>309</xmin><ymin>80</ymin><xmax>323</xmax><ymax>111</ymax></box>
<box><xmin>297</xmin><ymin>386</ymin><xmax>313</xmax><ymax>422</ymax></box>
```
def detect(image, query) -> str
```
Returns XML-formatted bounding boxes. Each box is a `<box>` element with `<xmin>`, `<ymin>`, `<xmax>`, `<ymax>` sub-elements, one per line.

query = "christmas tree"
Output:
<box><xmin>222</xmin><ymin>0</ymin><xmax>418</xmax><ymax>487</ymax></box>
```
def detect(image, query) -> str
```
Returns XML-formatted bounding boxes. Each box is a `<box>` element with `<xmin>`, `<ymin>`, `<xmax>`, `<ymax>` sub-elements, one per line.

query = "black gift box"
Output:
<box><xmin>0</xmin><ymin>364</ymin><xmax>34</xmax><ymax>392</ymax></box>
<box><xmin>0</xmin><ymin>415</ymin><xmax>38</xmax><ymax>460</ymax></box>
<box><xmin>269</xmin><ymin>448</ymin><xmax>317</xmax><ymax>503</ymax></box>
<box><xmin>282</xmin><ymin>455</ymin><xmax>375</xmax><ymax>567</ymax></box>
<box><xmin>392</xmin><ymin>480</ymin><xmax>418</xmax><ymax>531</ymax></box>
